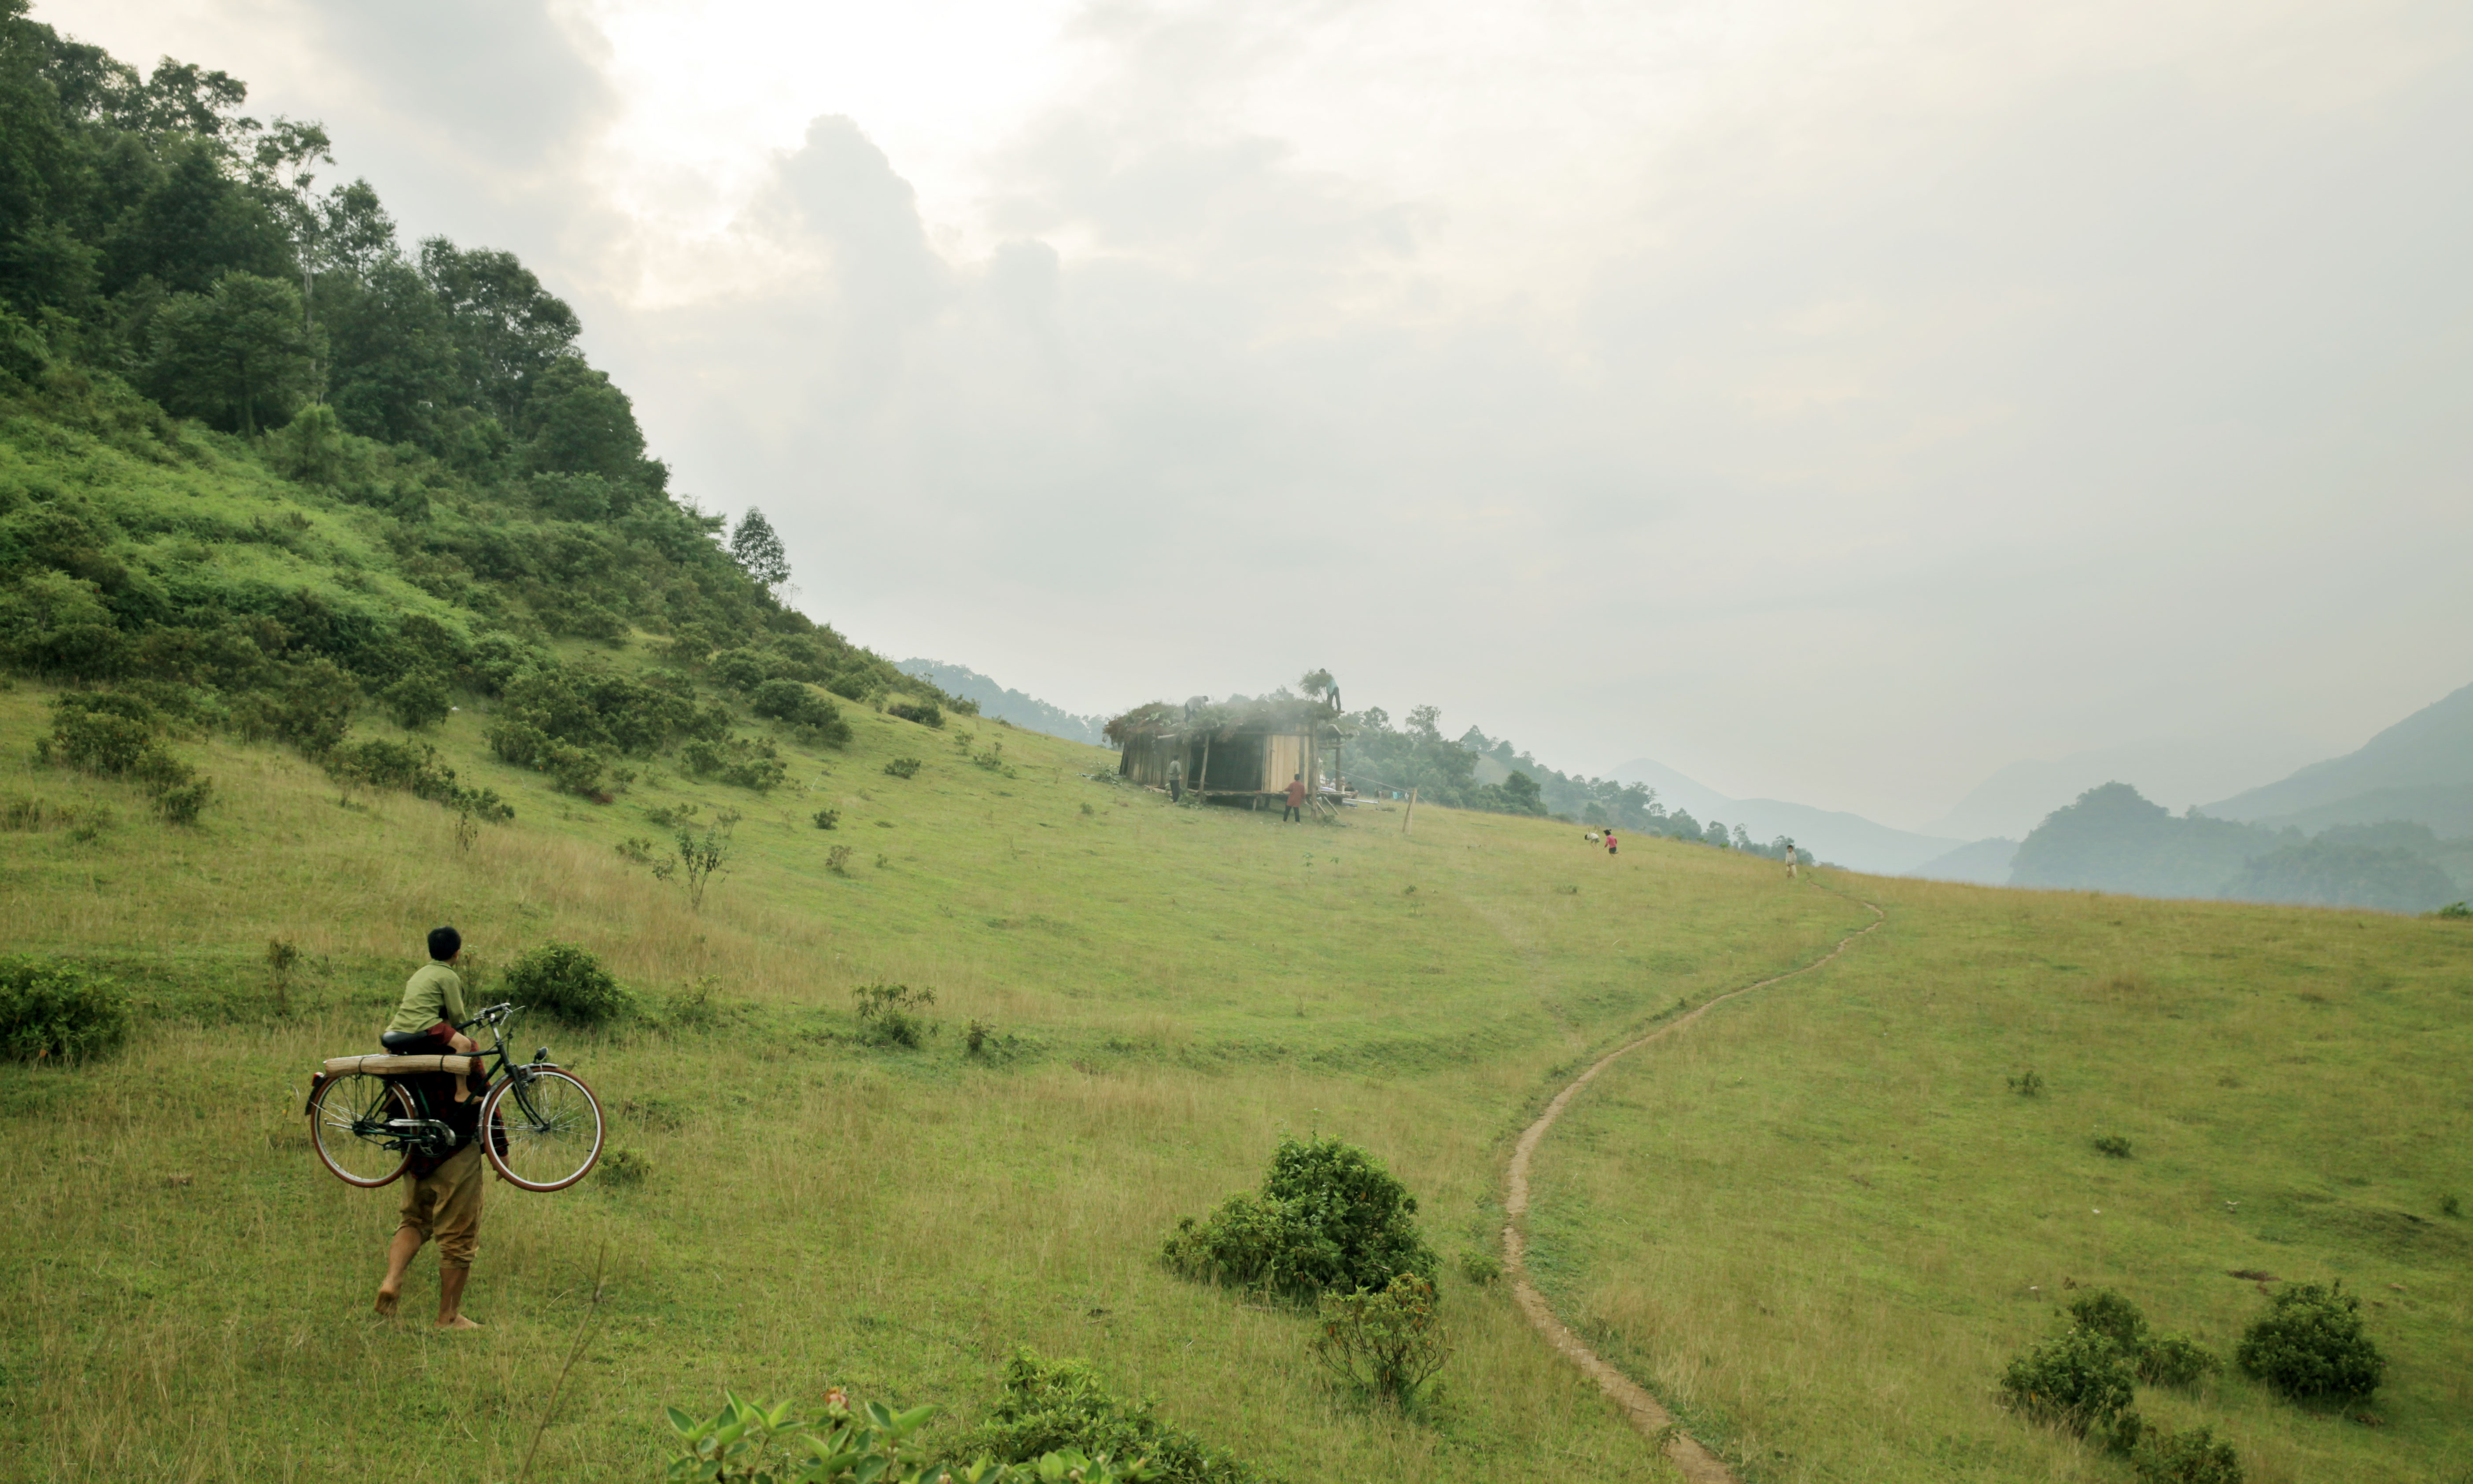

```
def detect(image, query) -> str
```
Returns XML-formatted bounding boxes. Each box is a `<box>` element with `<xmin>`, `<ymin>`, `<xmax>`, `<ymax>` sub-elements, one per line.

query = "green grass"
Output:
<box><xmin>0</xmin><ymin>673</ymin><xmax>1866</xmax><ymax>1481</ymax></box>
<box><xmin>1527</xmin><ymin>879</ymin><xmax>2473</xmax><ymax>1482</ymax></box>
<box><xmin>1</xmin><ymin>650</ymin><xmax>2467</xmax><ymax>1482</ymax></box>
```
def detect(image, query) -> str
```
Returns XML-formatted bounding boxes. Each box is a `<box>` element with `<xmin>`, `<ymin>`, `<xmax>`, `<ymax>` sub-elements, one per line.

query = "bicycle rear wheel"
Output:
<box><xmin>309</xmin><ymin>1072</ymin><xmax>412</xmax><ymax>1188</ymax></box>
<box><xmin>480</xmin><ymin>1067</ymin><xmax>604</xmax><ymax>1191</ymax></box>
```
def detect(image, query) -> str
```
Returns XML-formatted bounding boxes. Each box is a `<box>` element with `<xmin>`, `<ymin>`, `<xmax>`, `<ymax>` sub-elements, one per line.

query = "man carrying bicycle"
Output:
<box><xmin>374</xmin><ymin>926</ymin><xmax>487</xmax><ymax>1328</ymax></box>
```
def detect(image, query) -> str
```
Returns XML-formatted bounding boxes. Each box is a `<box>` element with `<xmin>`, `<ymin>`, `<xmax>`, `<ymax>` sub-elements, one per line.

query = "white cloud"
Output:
<box><xmin>34</xmin><ymin>0</ymin><xmax>2473</xmax><ymax>826</ymax></box>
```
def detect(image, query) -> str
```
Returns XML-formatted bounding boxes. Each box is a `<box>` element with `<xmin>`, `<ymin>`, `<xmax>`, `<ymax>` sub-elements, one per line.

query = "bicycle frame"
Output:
<box><xmin>366</xmin><ymin>1002</ymin><xmax>560</xmax><ymax>1161</ymax></box>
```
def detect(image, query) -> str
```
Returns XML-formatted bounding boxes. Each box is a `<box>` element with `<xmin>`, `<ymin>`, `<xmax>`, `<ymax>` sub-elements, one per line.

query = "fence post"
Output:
<box><xmin>1403</xmin><ymin>787</ymin><xmax>1417</xmax><ymax>835</ymax></box>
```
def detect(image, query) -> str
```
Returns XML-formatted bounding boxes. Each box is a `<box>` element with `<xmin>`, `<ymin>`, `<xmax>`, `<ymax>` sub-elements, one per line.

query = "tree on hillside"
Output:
<box><xmin>142</xmin><ymin>270</ymin><xmax>318</xmax><ymax>433</ymax></box>
<box><xmin>729</xmin><ymin>509</ymin><xmax>791</xmax><ymax>590</ymax></box>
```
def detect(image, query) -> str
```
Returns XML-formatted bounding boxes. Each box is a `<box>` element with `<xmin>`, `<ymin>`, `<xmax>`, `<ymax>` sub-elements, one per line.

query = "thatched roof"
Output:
<box><xmin>1104</xmin><ymin>695</ymin><xmax>1340</xmax><ymax>746</ymax></box>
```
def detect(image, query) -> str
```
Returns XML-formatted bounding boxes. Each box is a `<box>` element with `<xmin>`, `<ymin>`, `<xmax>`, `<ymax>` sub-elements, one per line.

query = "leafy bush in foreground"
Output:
<box><xmin>0</xmin><ymin>957</ymin><xmax>131</xmax><ymax>1062</ymax></box>
<box><xmin>2132</xmin><ymin>1425</ymin><xmax>2244</xmax><ymax>1483</ymax></box>
<box><xmin>2236</xmin><ymin>1281</ymin><xmax>2384</xmax><ymax>1401</ymax></box>
<box><xmin>948</xmin><ymin>1351</ymin><xmax>1260</xmax><ymax>1484</ymax></box>
<box><xmin>2061</xmin><ymin>1289</ymin><xmax>2219</xmax><ymax>1390</ymax></box>
<box><xmin>501</xmin><ymin>941</ymin><xmax>633</xmax><ymax>1026</ymax></box>
<box><xmin>1997</xmin><ymin>1328</ymin><xmax>2135</xmax><ymax>1440</ymax></box>
<box><xmin>1163</xmin><ymin>1136</ymin><xmax>1437</xmax><ymax>1298</ymax></box>
<box><xmin>1311</xmin><ymin>1273</ymin><xmax>1451</xmax><ymax>1404</ymax></box>
<box><xmin>2138</xmin><ymin>1333</ymin><xmax>2221</xmax><ymax>1390</ymax></box>
<box><xmin>663</xmin><ymin>1389</ymin><xmax>1149</xmax><ymax>1483</ymax></box>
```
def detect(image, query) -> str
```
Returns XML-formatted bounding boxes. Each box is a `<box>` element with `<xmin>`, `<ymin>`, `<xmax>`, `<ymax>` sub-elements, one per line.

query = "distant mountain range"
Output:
<box><xmin>1921</xmin><ymin>732</ymin><xmax>2325</xmax><ymax>841</ymax></box>
<box><xmin>2201</xmin><ymin>681</ymin><xmax>2473</xmax><ymax>832</ymax></box>
<box><xmin>1607</xmin><ymin>758</ymin><xmax>1965</xmax><ymax>875</ymax></box>
<box><xmin>894</xmin><ymin>659</ymin><xmax>1108</xmax><ymax>745</ymax></box>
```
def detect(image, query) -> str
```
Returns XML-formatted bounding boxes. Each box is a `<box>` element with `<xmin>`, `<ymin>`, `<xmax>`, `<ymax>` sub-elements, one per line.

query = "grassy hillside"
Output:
<box><xmin>1528</xmin><ymin>880</ymin><xmax>2473</xmax><ymax>1482</ymax></box>
<box><xmin>1</xmin><ymin>362</ymin><xmax>2466</xmax><ymax>1484</ymax></box>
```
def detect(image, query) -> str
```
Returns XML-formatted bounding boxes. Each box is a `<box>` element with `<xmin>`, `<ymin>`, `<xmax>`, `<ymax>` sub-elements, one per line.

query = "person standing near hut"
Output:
<box><xmin>1283</xmin><ymin>773</ymin><xmax>1306</xmax><ymax>822</ymax></box>
<box><xmin>1168</xmin><ymin>756</ymin><xmax>1184</xmax><ymax>803</ymax></box>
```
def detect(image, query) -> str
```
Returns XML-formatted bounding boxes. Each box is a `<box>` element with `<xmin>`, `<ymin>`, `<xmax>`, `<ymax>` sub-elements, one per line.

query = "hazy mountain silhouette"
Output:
<box><xmin>1608</xmin><ymin>758</ymin><xmax>1964</xmax><ymax>875</ymax></box>
<box><xmin>2203</xmin><ymin>681</ymin><xmax>2473</xmax><ymax>832</ymax></box>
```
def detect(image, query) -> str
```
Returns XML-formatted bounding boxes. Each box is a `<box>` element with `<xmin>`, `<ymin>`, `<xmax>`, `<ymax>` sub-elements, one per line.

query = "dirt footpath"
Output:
<box><xmin>1500</xmin><ymin>886</ymin><xmax>1887</xmax><ymax>1484</ymax></box>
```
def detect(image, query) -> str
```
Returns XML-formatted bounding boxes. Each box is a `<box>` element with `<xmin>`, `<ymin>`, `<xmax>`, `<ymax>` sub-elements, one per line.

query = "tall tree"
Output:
<box><xmin>143</xmin><ymin>269</ymin><xmax>317</xmax><ymax>433</ymax></box>
<box><xmin>728</xmin><ymin>509</ymin><xmax>791</xmax><ymax>591</ymax></box>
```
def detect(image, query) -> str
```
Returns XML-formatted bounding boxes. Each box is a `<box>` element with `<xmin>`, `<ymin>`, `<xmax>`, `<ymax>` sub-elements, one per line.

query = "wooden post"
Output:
<box><xmin>1402</xmin><ymin>786</ymin><xmax>1417</xmax><ymax>835</ymax></box>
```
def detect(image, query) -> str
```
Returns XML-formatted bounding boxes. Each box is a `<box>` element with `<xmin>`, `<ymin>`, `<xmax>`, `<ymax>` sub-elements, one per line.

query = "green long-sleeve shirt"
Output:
<box><xmin>386</xmin><ymin>960</ymin><xmax>469</xmax><ymax>1038</ymax></box>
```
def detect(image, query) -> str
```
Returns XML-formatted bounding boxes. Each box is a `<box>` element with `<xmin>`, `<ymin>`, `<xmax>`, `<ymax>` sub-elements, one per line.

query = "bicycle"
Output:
<box><xmin>305</xmin><ymin>1001</ymin><xmax>605</xmax><ymax>1192</ymax></box>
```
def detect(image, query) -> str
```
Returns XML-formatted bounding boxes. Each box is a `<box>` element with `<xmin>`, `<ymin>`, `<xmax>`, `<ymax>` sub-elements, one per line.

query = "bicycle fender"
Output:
<box><xmin>303</xmin><ymin>1071</ymin><xmax>326</xmax><ymax>1116</ymax></box>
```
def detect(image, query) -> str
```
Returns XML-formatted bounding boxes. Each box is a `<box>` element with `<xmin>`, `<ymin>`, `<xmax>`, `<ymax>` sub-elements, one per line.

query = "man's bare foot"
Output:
<box><xmin>374</xmin><ymin>1287</ymin><xmax>401</xmax><ymax>1317</ymax></box>
<box><xmin>438</xmin><ymin>1314</ymin><xmax>483</xmax><ymax>1330</ymax></box>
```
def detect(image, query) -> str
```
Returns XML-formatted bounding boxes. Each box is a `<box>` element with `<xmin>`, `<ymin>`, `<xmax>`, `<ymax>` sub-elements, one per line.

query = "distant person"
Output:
<box><xmin>1784</xmin><ymin>838</ymin><xmax>1798</xmax><ymax>878</ymax></box>
<box><xmin>1283</xmin><ymin>773</ymin><xmax>1306</xmax><ymax>822</ymax></box>
<box><xmin>1168</xmin><ymin>756</ymin><xmax>1183</xmax><ymax>803</ymax></box>
<box><xmin>375</xmin><ymin>927</ymin><xmax>487</xmax><ymax>1329</ymax></box>
<box><xmin>1605</xmin><ymin>828</ymin><xmax>1619</xmax><ymax>856</ymax></box>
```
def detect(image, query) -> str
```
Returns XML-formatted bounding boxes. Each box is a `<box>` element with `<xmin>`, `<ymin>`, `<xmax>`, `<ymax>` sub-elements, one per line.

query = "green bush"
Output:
<box><xmin>749</xmin><ymin>678</ymin><xmax>852</xmax><ymax>746</ymax></box>
<box><xmin>812</xmin><ymin>808</ymin><xmax>840</xmax><ymax>830</ymax></box>
<box><xmin>852</xmin><ymin>983</ymin><xmax>937</xmax><ymax>1048</ymax></box>
<box><xmin>1163</xmin><ymin>1135</ymin><xmax>1437</xmax><ymax>1298</ymax></box>
<box><xmin>2065</xmin><ymin>1290</ymin><xmax>2148</xmax><ymax>1351</ymax></box>
<box><xmin>2432</xmin><ymin>901</ymin><xmax>2470</xmax><ymax>919</ymax></box>
<box><xmin>663</xmin><ymin>1388</ymin><xmax>1141</xmax><ymax>1484</ymax></box>
<box><xmin>1310</xmin><ymin>1272</ymin><xmax>1450</xmax><ymax>1404</ymax></box>
<box><xmin>0</xmin><ymin>957</ymin><xmax>131</xmax><ymax>1062</ymax></box>
<box><xmin>381</xmin><ymin>671</ymin><xmax>452</xmax><ymax>730</ymax></box>
<box><xmin>2139</xmin><ymin>1333</ymin><xmax>2221</xmax><ymax>1390</ymax></box>
<box><xmin>37</xmin><ymin>694</ymin><xmax>212</xmax><ymax>824</ymax></box>
<box><xmin>2093</xmin><ymin>1134</ymin><xmax>2133</xmax><ymax>1159</ymax></box>
<box><xmin>501</xmin><ymin>941</ymin><xmax>634</xmax><ymax>1026</ymax></box>
<box><xmin>1458</xmin><ymin>1248</ymin><xmax>1502</xmax><ymax>1285</ymax></box>
<box><xmin>886</xmin><ymin>699</ymin><xmax>942</xmax><ymax>728</ymax></box>
<box><xmin>883</xmin><ymin>756</ymin><xmax>922</xmax><ymax>779</ymax></box>
<box><xmin>1997</xmin><ymin>1328</ymin><xmax>2135</xmax><ymax>1439</ymax></box>
<box><xmin>2131</xmin><ymin>1425</ymin><xmax>2244</xmax><ymax>1484</ymax></box>
<box><xmin>2236</xmin><ymin>1281</ymin><xmax>2385</xmax><ymax>1401</ymax></box>
<box><xmin>947</xmin><ymin>1350</ymin><xmax>1261</xmax><ymax>1484</ymax></box>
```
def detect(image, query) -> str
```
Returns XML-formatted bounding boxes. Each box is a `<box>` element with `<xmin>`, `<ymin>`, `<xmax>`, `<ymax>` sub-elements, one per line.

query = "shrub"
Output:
<box><xmin>38</xmin><ymin>695</ymin><xmax>212</xmax><ymax>823</ymax></box>
<box><xmin>679</xmin><ymin>735</ymin><xmax>786</xmax><ymax>792</ymax></box>
<box><xmin>599</xmin><ymin>1148</ymin><xmax>651</xmax><ymax>1186</ymax></box>
<box><xmin>2433</xmin><ymin>901</ymin><xmax>2470</xmax><ymax>918</ymax></box>
<box><xmin>501</xmin><ymin>941</ymin><xmax>633</xmax><ymax>1026</ymax></box>
<box><xmin>887</xmin><ymin>700</ymin><xmax>943</xmax><ymax>728</ymax></box>
<box><xmin>0</xmin><ymin>957</ymin><xmax>131</xmax><ymax>1062</ymax></box>
<box><xmin>2443</xmin><ymin>1194</ymin><xmax>2462</xmax><ymax>1218</ymax></box>
<box><xmin>1458</xmin><ymin>1248</ymin><xmax>1502</xmax><ymax>1285</ymax></box>
<box><xmin>812</xmin><ymin>808</ymin><xmax>840</xmax><ymax>830</ymax></box>
<box><xmin>2139</xmin><ymin>1333</ymin><xmax>2221</xmax><ymax>1390</ymax></box>
<box><xmin>2236</xmin><ymin>1281</ymin><xmax>2385</xmax><ymax>1401</ymax></box>
<box><xmin>2008</xmin><ymin>1068</ymin><xmax>2045</xmax><ymax>1096</ymax></box>
<box><xmin>1310</xmin><ymin>1273</ymin><xmax>1450</xmax><ymax>1404</ymax></box>
<box><xmin>853</xmin><ymin>983</ymin><xmax>937</xmax><ymax>1047</ymax></box>
<box><xmin>749</xmin><ymin>678</ymin><xmax>852</xmax><ymax>746</ymax></box>
<box><xmin>1997</xmin><ymin>1328</ymin><xmax>2136</xmax><ymax>1438</ymax></box>
<box><xmin>2093</xmin><ymin>1134</ymin><xmax>2133</xmax><ymax>1158</ymax></box>
<box><xmin>965</xmin><ymin>1018</ymin><xmax>990</xmax><ymax>1056</ymax></box>
<box><xmin>827</xmin><ymin>844</ymin><xmax>853</xmax><ymax>875</ymax></box>
<box><xmin>947</xmin><ymin>1350</ymin><xmax>1261</xmax><ymax>1484</ymax></box>
<box><xmin>1163</xmin><ymin>1135</ymin><xmax>1438</xmax><ymax>1298</ymax></box>
<box><xmin>381</xmin><ymin>671</ymin><xmax>452</xmax><ymax>730</ymax></box>
<box><xmin>2066</xmin><ymin>1290</ymin><xmax>2149</xmax><ymax>1352</ymax></box>
<box><xmin>2131</xmin><ymin>1425</ymin><xmax>2244</xmax><ymax>1484</ymax></box>
<box><xmin>663</xmin><ymin>1388</ymin><xmax>1134</xmax><ymax>1484</ymax></box>
<box><xmin>883</xmin><ymin>756</ymin><xmax>922</xmax><ymax>779</ymax></box>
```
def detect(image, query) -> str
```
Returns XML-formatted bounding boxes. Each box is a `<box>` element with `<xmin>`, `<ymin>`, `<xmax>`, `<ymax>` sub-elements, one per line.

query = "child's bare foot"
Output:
<box><xmin>438</xmin><ymin>1314</ymin><xmax>483</xmax><ymax>1330</ymax></box>
<box><xmin>374</xmin><ymin>1286</ymin><xmax>401</xmax><ymax>1317</ymax></box>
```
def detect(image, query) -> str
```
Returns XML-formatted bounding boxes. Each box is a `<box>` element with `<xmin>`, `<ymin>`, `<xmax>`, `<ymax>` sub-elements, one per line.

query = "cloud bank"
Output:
<box><xmin>38</xmin><ymin>0</ymin><xmax>2473</xmax><ymax>826</ymax></box>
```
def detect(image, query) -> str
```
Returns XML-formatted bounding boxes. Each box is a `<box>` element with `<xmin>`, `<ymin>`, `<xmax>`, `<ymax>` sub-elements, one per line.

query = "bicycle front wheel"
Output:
<box><xmin>309</xmin><ymin>1071</ymin><xmax>412</xmax><ymax>1188</ymax></box>
<box><xmin>480</xmin><ymin>1068</ymin><xmax>604</xmax><ymax>1191</ymax></box>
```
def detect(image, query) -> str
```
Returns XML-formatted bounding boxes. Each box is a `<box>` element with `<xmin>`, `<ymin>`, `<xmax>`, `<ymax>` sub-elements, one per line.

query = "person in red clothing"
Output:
<box><xmin>1605</xmin><ymin>827</ymin><xmax>1619</xmax><ymax>856</ymax></box>
<box><xmin>1283</xmin><ymin>773</ymin><xmax>1306</xmax><ymax>822</ymax></box>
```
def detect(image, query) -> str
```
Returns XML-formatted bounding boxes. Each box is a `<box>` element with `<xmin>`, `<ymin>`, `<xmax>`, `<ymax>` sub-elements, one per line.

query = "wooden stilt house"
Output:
<box><xmin>1107</xmin><ymin>696</ymin><xmax>1342</xmax><ymax>804</ymax></box>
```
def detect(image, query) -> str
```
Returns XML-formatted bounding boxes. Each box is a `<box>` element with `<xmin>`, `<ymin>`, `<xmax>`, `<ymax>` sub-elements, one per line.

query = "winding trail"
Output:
<box><xmin>1501</xmin><ymin>887</ymin><xmax>1888</xmax><ymax>1483</ymax></box>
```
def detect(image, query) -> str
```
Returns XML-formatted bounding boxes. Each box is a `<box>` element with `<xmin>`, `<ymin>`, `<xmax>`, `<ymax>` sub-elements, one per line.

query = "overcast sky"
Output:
<box><xmin>42</xmin><ymin>0</ymin><xmax>2473</xmax><ymax>829</ymax></box>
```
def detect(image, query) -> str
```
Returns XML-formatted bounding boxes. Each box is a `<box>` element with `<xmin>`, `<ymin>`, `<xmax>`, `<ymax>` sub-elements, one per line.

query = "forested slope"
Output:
<box><xmin>0</xmin><ymin>2</ymin><xmax>960</xmax><ymax>815</ymax></box>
